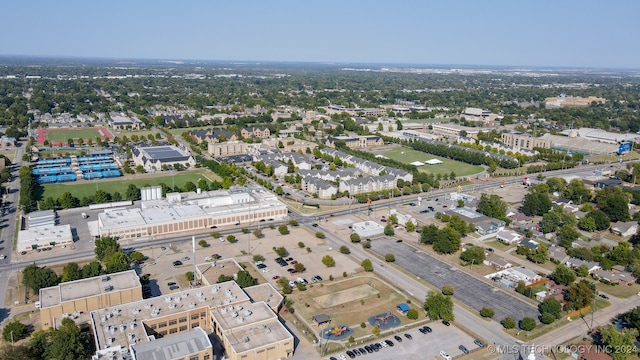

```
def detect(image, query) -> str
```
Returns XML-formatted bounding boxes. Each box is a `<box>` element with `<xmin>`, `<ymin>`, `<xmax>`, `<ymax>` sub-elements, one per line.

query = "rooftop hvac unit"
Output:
<box><xmin>243</xmin><ymin>337</ymin><xmax>250</xmax><ymax>343</ymax></box>
<box><xmin>243</xmin><ymin>310</ymin><xmax>252</xmax><ymax>317</ymax></box>
<box><xmin>236</xmin><ymin>317</ymin><xmax>244</xmax><ymax>324</ymax></box>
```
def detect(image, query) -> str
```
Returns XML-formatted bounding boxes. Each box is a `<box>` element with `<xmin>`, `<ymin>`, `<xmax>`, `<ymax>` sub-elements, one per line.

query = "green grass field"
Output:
<box><xmin>167</xmin><ymin>126</ymin><xmax>211</xmax><ymax>136</ymax></box>
<box><xmin>383</xmin><ymin>147</ymin><xmax>484</xmax><ymax>177</ymax></box>
<box><xmin>113</xmin><ymin>130</ymin><xmax>157</xmax><ymax>139</ymax></box>
<box><xmin>46</xmin><ymin>128</ymin><xmax>107</xmax><ymax>143</ymax></box>
<box><xmin>36</xmin><ymin>169</ymin><xmax>222</xmax><ymax>201</ymax></box>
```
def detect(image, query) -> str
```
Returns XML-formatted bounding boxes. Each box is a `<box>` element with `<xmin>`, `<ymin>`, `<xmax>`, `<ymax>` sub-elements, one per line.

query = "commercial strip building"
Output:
<box><xmin>17</xmin><ymin>209</ymin><xmax>74</xmax><ymax>251</ymax></box>
<box><xmin>39</xmin><ymin>270</ymin><xmax>143</xmax><ymax>330</ymax></box>
<box><xmin>90</xmin><ymin>279</ymin><xmax>292</xmax><ymax>360</ymax></box>
<box><xmin>89</xmin><ymin>187</ymin><xmax>287</xmax><ymax>240</ymax></box>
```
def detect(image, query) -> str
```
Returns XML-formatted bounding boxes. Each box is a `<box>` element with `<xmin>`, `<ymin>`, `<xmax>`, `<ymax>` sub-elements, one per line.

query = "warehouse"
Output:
<box><xmin>132</xmin><ymin>145</ymin><xmax>196</xmax><ymax>172</ymax></box>
<box><xmin>17</xmin><ymin>224</ymin><xmax>73</xmax><ymax>252</ymax></box>
<box><xmin>90</xmin><ymin>186</ymin><xmax>287</xmax><ymax>239</ymax></box>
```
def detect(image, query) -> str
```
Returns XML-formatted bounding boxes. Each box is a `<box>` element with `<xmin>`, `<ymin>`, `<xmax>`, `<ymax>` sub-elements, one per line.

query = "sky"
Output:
<box><xmin>1</xmin><ymin>0</ymin><xmax>639</xmax><ymax>69</ymax></box>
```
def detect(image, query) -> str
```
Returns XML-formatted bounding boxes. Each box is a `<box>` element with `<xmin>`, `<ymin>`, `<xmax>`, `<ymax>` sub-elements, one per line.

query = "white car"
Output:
<box><xmin>0</xmin><ymin>254</ymin><xmax>5</xmax><ymax>260</ymax></box>
<box><xmin>379</xmin><ymin>341</ymin><xmax>388</xmax><ymax>348</ymax></box>
<box><xmin>440</xmin><ymin>350</ymin><xmax>452</xmax><ymax>360</ymax></box>
<box><xmin>261</xmin><ymin>268</ymin><xmax>271</xmax><ymax>273</ymax></box>
<box><xmin>339</xmin><ymin>354</ymin><xmax>347</xmax><ymax>360</ymax></box>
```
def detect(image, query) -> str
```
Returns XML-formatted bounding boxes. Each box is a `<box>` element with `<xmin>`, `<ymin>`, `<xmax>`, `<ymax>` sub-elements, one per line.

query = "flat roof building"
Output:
<box><xmin>90</xmin><ymin>281</ymin><xmax>293</xmax><ymax>360</ymax></box>
<box><xmin>39</xmin><ymin>270</ymin><xmax>142</xmax><ymax>330</ymax></box>
<box><xmin>90</xmin><ymin>187</ymin><xmax>287</xmax><ymax>240</ymax></box>
<box><xmin>17</xmin><ymin>223</ymin><xmax>73</xmax><ymax>252</ymax></box>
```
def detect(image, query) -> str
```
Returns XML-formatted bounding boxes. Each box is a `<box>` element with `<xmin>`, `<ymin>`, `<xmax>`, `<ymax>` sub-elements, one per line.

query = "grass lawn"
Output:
<box><xmin>46</xmin><ymin>128</ymin><xmax>107</xmax><ymax>143</ymax></box>
<box><xmin>587</xmin><ymin>151</ymin><xmax>640</xmax><ymax>163</ymax></box>
<box><xmin>167</xmin><ymin>126</ymin><xmax>212</xmax><ymax>136</ymax></box>
<box><xmin>595</xmin><ymin>281</ymin><xmax>640</xmax><ymax>298</ymax></box>
<box><xmin>39</xmin><ymin>149</ymin><xmax>92</xmax><ymax>158</ymax></box>
<box><xmin>0</xmin><ymin>150</ymin><xmax>17</xmax><ymax>162</ymax></box>
<box><xmin>36</xmin><ymin>169</ymin><xmax>222</xmax><ymax>201</ymax></box>
<box><xmin>485</xmin><ymin>239</ymin><xmax>514</xmax><ymax>252</ymax></box>
<box><xmin>292</xmin><ymin>276</ymin><xmax>416</xmax><ymax>340</ymax></box>
<box><xmin>383</xmin><ymin>147</ymin><xmax>484</xmax><ymax>177</ymax></box>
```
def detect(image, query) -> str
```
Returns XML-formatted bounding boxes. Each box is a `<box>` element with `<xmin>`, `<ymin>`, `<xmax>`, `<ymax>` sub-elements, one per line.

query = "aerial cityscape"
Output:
<box><xmin>1</xmin><ymin>2</ymin><xmax>640</xmax><ymax>360</ymax></box>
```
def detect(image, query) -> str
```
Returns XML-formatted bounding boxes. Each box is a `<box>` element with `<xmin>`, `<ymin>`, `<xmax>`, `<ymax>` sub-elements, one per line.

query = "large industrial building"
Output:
<box><xmin>132</xmin><ymin>145</ymin><xmax>196</xmax><ymax>172</ymax></box>
<box><xmin>90</xmin><ymin>280</ymin><xmax>293</xmax><ymax>360</ymax></box>
<box><xmin>89</xmin><ymin>187</ymin><xmax>288</xmax><ymax>240</ymax></box>
<box><xmin>17</xmin><ymin>210</ymin><xmax>74</xmax><ymax>251</ymax></box>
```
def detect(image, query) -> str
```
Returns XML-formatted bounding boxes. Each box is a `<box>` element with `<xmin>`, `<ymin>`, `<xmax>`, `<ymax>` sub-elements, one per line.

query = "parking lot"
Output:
<box><xmin>328</xmin><ymin>322</ymin><xmax>484</xmax><ymax>360</ymax></box>
<box><xmin>369</xmin><ymin>239</ymin><xmax>539</xmax><ymax>323</ymax></box>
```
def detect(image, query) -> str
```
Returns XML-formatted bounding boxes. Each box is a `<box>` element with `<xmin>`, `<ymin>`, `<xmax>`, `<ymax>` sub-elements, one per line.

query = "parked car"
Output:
<box><xmin>404</xmin><ymin>333</ymin><xmax>412</xmax><ymax>340</ymax></box>
<box><xmin>385</xmin><ymin>339</ymin><xmax>394</xmax><ymax>347</ymax></box>
<box><xmin>439</xmin><ymin>350</ymin><xmax>452</xmax><ymax>360</ymax></box>
<box><xmin>172</xmin><ymin>260</ymin><xmax>183</xmax><ymax>266</ymax></box>
<box><xmin>272</xmin><ymin>276</ymin><xmax>280</xmax><ymax>280</ymax></box>
<box><xmin>394</xmin><ymin>335</ymin><xmax>402</xmax><ymax>342</ymax></box>
<box><xmin>599</xmin><ymin>294</ymin><xmax>609</xmax><ymax>299</ymax></box>
<box><xmin>169</xmin><ymin>285</ymin><xmax>180</xmax><ymax>290</ymax></box>
<box><xmin>459</xmin><ymin>345</ymin><xmax>469</xmax><ymax>354</ymax></box>
<box><xmin>442</xmin><ymin>320</ymin><xmax>450</xmax><ymax>326</ymax></box>
<box><xmin>474</xmin><ymin>339</ymin><xmax>485</xmax><ymax>347</ymax></box>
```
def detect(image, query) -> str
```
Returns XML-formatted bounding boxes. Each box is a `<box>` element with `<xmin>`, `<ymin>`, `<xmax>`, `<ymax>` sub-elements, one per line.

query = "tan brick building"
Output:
<box><xmin>501</xmin><ymin>132</ymin><xmax>551</xmax><ymax>150</ymax></box>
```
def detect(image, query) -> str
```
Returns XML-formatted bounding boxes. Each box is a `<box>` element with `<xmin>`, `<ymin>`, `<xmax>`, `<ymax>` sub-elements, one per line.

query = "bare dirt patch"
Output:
<box><xmin>314</xmin><ymin>283</ymin><xmax>379</xmax><ymax>308</ymax></box>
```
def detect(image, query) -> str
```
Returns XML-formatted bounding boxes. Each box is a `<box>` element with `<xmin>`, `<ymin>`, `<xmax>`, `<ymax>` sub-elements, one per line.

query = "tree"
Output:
<box><xmin>253</xmin><ymin>229</ymin><xmax>264</xmax><ymax>238</ymax></box>
<box><xmin>480</xmin><ymin>307</ymin><xmax>495</xmax><ymax>318</ymax></box>
<box><xmin>322</xmin><ymin>255</ymin><xmax>335</xmax><ymax>267</ymax></box>
<box><xmin>519</xmin><ymin>317</ymin><xmax>537</xmax><ymax>331</ymax></box>
<box><xmin>441</xmin><ymin>285</ymin><xmax>455</xmax><ymax>296</ymax></box>
<box><xmin>94</xmin><ymin>236</ymin><xmax>121</xmax><ymax>261</ymax></box>
<box><xmin>576</xmin><ymin>264</ymin><xmax>590</xmax><ymax>277</ymax></box>
<box><xmin>596</xmin><ymin>186</ymin><xmax>630</xmax><ymax>222</ymax></box>
<box><xmin>539</xmin><ymin>297</ymin><xmax>563</xmax><ymax>319</ymax></box>
<box><xmin>420</xmin><ymin>224</ymin><xmax>440</xmax><ymax>244</ymax></box>
<box><xmin>61</xmin><ymin>262</ymin><xmax>82</xmax><ymax>283</ymax></box>
<box><xmin>526</xmin><ymin>244</ymin><xmax>549</xmax><ymax>264</ymax></box>
<box><xmin>125</xmin><ymin>184</ymin><xmax>141</xmax><ymax>201</ymax></box>
<box><xmin>405</xmin><ymin>221</ymin><xmax>415</xmax><ymax>232</ymax></box>
<box><xmin>588</xmin><ymin>209</ymin><xmax>611</xmax><ymax>231</ymax></box>
<box><xmin>557</xmin><ymin>224</ymin><xmax>581</xmax><ymax>249</ymax></box>
<box><xmin>540</xmin><ymin>210</ymin><xmax>562</xmax><ymax>234</ymax></box>
<box><xmin>252</xmin><ymin>254</ymin><xmax>265</xmax><ymax>262</ymax></box>
<box><xmin>384</xmin><ymin>224</ymin><xmax>395</xmax><ymax>236</ymax></box>
<box><xmin>278</xmin><ymin>224</ymin><xmax>290</xmax><ymax>235</ymax></box>
<box><xmin>339</xmin><ymin>245</ymin><xmax>350</xmax><ymax>254</ymax></box>
<box><xmin>22</xmin><ymin>263</ymin><xmax>59</xmax><ymax>293</ymax></box>
<box><xmin>522</xmin><ymin>191</ymin><xmax>552</xmax><ymax>216</ymax></box>
<box><xmin>563</xmin><ymin>179</ymin><xmax>592</xmax><ymax>204</ymax></box>
<box><xmin>236</xmin><ymin>270</ymin><xmax>257</xmax><ymax>288</ymax></box>
<box><xmin>424</xmin><ymin>291</ymin><xmax>454</xmax><ymax>321</ymax></box>
<box><xmin>600</xmin><ymin>325</ymin><xmax>638</xmax><ymax>360</ymax></box>
<box><xmin>226</xmin><ymin>235</ymin><xmax>236</xmax><ymax>243</ymax></box>
<box><xmin>477</xmin><ymin>193</ymin><xmax>507</xmax><ymax>220</ymax></box>
<box><xmin>44</xmin><ymin>318</ymin><xmax>91</xmax><ymax>360</ymax></box>
<box><xmin>540</xmin><ymin>312</ymin><xmax>556</xmax><ymax>324</ymax></box>
<box><xmin>105</xmin><ymin>251</ymin><xmax>130</xmax><ymax>274</ymax></box>
<box><xmin>546</xmin><ymin>177</ymin><xmax>567</xmax><ymax>194</ymax></box>
<box><xmin>198</xmin><ymin>239</ymin><xmax>209</xmax><ymax>247</ymax></box>
<box><xmin>350</xmin><ymin>233</ymin><xmax>361</xmax><ymax>243</ymax></box>
<box><xmin>217</xmin><ymin>274</ymin><xmax>234</xmax><ymax>283</ymax></box>
<box><xmin>315</xmin><ymin>231</ymin><xmax>325</xmax><ymax>239</ymax></box>
<box><xmin>294</xmin><ymin>263</ymin><xmax>305</xmax><ymax>273</ymax></box>
<box><xmin>384</xmin><ymin>253</ymin><xmax>395</xmax><ymax>262</ymax></box>
<box><xmin>565</xmin><ymin>280</ymin><xmax>595</xmax><ymax>311</ymax></box>
<box><xmin>578</xmin><ymin>216</ymin><xmax>597</xmax><ymax>232</ymax></box>
<box><xmin>274</xmin><ymin>247</ymin><xmax>288</xmax><ymax>257</ymax></box>
<box><xmin>361</xmin><ymin>258</ymin><xmax>373</xmax><ymax>272</ymax></box>
<box><xmin>460</xmin><ymin>245</ymin><xmax>485</xmax><ymax>265</ymax></box>
<box><xmin>2</xmin><ymin>320</ymin><xmax>26</xmax><ymax>342</ymax></box>
<box><xmin>433</xmin><ymin>227</ymin><xmax>461</xmax><ymax>254</ymax></box>
<box><xmin>550</xmin><ymin>264</ymin><xmax>577</xmax><ymax>285</ymax></box>
<box><xmin>81</xmin><ymin>261</ymin><xmax>103</xmax><ymax>278</ymax></box>
<box><xmin>501</xmin><ymin>317</ymin><xmax>516</xmax><ymax>329</ymax></box>
<box><xmin>407</xmin><ymin>308</ymin><xmax>419</xmax><ymax>320</ymax></box>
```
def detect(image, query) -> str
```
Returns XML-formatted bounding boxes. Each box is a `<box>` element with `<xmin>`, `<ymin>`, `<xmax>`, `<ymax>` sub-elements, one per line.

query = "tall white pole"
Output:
<box><xmin>192</xmin><ymin>236</ymin><xmax>197</xmax><ymax>286</ymax></box>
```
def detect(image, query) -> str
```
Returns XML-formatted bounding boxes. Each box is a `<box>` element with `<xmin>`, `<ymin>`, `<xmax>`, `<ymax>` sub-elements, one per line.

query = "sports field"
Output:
<box><xmin>38</xmin><ymin>127</ymin><xmax>113</xmax><ymax>145</ymax></box>
<box><xmin>36</xmin><ymin>169</ymin><xmax>222</xmax><ymax>201</ymax></box>
<box><xmin>383</xmin><ymin>147</ymin><xmax>484</xmax><ymax>177</ymax></box>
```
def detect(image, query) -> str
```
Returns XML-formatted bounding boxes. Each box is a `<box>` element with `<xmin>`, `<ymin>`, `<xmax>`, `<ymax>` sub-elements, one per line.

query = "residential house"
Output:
<box><xmin>241</xmin><ymin>127</ymin><xmax>271</xmax><ymax>139</ymax></box>
<box><xmin>339</xmin><ymin>175</ymin><xmax>397</xmax><ymax>195</ymax></box>
<box><xmin>566</xmin><ymin>258</ymin><xmax>601</xmax><ymax>274</ymax></box>
<box><xmin>264</xmin><ymin>159</ymin><xmax>288</xmax><ymax>177</ymax></box>
<box><xmin>518</xmin><ymin>238</ymin><xmax>540</xmax><ymax>250</ymax></box>
<box><xmin>552</xmin><ymin>198</ymin><xmax>573</xmax><ymax>206</ymax></box>
<box><xmin>548</xmin><ymin>246</ymin><xmax>569</xmax><ymax>264</ymax></box>
<box><xmin>484</xmin><ymin>255</ymin><xmax>513</xmax><ymax>270</ymax></box>
<box><xmin>610</xmin><ymin>221</ymin><xmax>638</xmax><ymax>237</ymax></box>
<box><xmin>594</xmin><ymin>178</ymin><xmax>622</xmax><ymax>189</ymax></box>
<box><xmin>496</xmin><ymin>229</ymin><xmax>523</xmax><ymax>244</ymax></box>
<box><xmin>591</xmin><ymin>269</ymin><xmax>636</xmax><ymax>285</ymax></box>
<box><xmin>191</xmin><ymin>129</ymin><xmax>236</xmax><ymax>144</ymax></box>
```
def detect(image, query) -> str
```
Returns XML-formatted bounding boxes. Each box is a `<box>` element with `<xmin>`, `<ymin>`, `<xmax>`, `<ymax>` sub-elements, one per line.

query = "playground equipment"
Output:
<box><xmin>325</xmin><ymin>324</ymin><xmax>348</xmax><ymax>337</ymax></box>
<box><xmin>373</xmin><ymin>311</ymin><xmax>394</xmax><ymax>327</ymax></box>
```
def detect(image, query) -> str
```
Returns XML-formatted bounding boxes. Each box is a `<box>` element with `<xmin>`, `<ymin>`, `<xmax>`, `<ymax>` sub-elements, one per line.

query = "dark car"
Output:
<box><xmin>312</xmin><ymin>223</ymin><xmax>319</xmax><ymax>227</ymax></box>
<box><xmin>169</xmin><ymin>285</ymin><xmax>180</xmax><ymax>290</ymax></box>
<box><xmin>599</xmin><ymin>294</ymin><xmax>609</xmax><ymax>299</ymax></box>
<box><xmin>385</xmin><ymin>339</ymin><xmax>394</xmax><ymax>347</ymax></box>
<box><xmin>285</xmin><ymin>257</ymin><xmax>294</xmax><ymax>261</ymax></box>
<box><xmin>486</xmin><ymin>247</ymin><xmax>494</xmax><ymax>253</ymax></box>
<box><xmin>404</xmin><ymin>333</ymin><xmax>412</xmax><ymax>340</ymax></box>
<box><xmin>257</xmin><ymin>264</ymin><xmax>267</xmax><ymax>269</ymax></box>
<box><xmin>419</xmin><ymin>327</ymin><xmax>428</xmax><ymax>334</ymax></box>
<box><xmin>346</xmin><ymin>350</ymin><xmax>355</xmax><ymax>358</ymax></box>
<box><xmin>358</xmin><ymin>347</ymin><xmax>366</xmax><ymax>354</ymax></box>
<box><xmin>351</xmin><ymin>349</ymin><xmax>360</xmax><ymax>356</ymax></box>
<box><xmin>442</xmin><ymin>320</ymin><xmax>450</xmax><ymax>326</ymax></box>
<box><xmin>394</xmin><ymin>335</ymin><xmax>402</xmax><ymax>342</ymax></box>
<box><xmin>474</xmin><ymin>339</ymin><xmax>484</xmax><ymax>347</ymax></box>
<box><xmin>167</xmin><ymin>282</ymin><xmax>177</xmax><ymax>286</ymax></box>
<box><xmin>330</xmin><ymin>357</ymin><xmax>338</xmax><ymax>360</ymax></box>
<box><xmin>459</xmin><ymin>345</ymin><xmax>469</xmax><ymax>354</ymax></box>
<box><xmin>364</xmin><ymin>346</ymin><xmax>373</xmax><ymax>353</ymax></box>
<box><xmin>372</xmin><ymin>343</ymin><xmax>379</xmax><ymax>352</ymax></box>
<box><xmin>423</xmin><ymin>326</ymin><xmax>432</xmax><ymax>333</ymax></box>
<box><xmin>172</xmin><ymin>260</ymin><xmax>183</xmax><ymax>266</ymax></box>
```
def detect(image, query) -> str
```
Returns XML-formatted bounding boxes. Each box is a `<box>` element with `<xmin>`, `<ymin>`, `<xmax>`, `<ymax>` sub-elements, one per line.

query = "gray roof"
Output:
<box><xmin>132</xmin><ymin>327</ymin><xmax>211</xmax><ymax>360</ymax></box>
